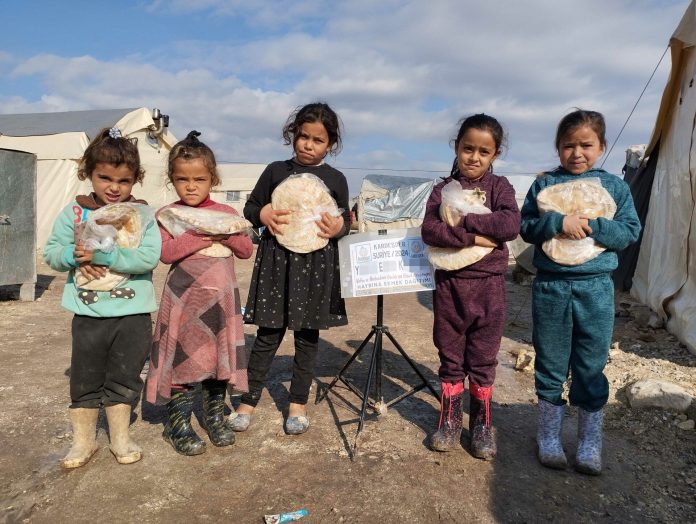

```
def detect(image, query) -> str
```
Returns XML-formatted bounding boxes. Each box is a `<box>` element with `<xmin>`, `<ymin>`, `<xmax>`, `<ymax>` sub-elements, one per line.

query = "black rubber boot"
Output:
<box><xmin>202</xmin><ymin>380</ymin><xmax>235</xmax><ymax>447</ymax></box>
<box><xmin>429</xmin><ymin>382</ymin><xmax>464</xmax><ymax>452</ymax></box>
<box><xmin>163</xmin><ymin>387</ymin><xmax>206</xmax><ymax>456</ymax></box>
<box><xmin>469</xmin><ymin>383</ymin><xmax>496</xmax><ymax>460</ymax></box>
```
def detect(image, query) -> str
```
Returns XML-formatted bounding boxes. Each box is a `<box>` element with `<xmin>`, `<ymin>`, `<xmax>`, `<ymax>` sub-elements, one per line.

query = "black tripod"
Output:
<box><xmin>316</xmin><ymin>294</ymin><xmax>440</xmax><ymax>455</ymax></box>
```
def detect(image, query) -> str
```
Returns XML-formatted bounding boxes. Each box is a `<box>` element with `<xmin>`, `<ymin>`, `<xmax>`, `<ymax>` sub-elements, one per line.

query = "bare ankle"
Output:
<box><xmin>236</xmin><ymin>403</ymin><xmax>254</xmax><ymax>416</ymax></box>
<box><xmin>288</xmin><ymin>403</ymin><xmax>306</xmax><ymax>417</ymax></box>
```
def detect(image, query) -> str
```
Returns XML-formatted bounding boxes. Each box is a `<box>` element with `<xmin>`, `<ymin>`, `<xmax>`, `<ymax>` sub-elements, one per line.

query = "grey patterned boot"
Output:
<box><xmin>576</xmin><ymin>407</ymin><xmax>603</xmax><ymax>475</ymax></box>
<box><xmin>537</xmin><ymin>399</ymin><xmax>568</xmax><ymax>469</ymax></box>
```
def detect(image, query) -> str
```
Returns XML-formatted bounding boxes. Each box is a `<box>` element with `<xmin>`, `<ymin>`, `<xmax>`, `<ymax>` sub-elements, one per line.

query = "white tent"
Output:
<box><xmin>0</xmin><ymin>108</ymin><xmax>179</xmax><ymax>248</ymax></box>
<box><xmin>631</xmin><ymin>0</ymin><xmax>696</xmax><ymax>355</ymax></box>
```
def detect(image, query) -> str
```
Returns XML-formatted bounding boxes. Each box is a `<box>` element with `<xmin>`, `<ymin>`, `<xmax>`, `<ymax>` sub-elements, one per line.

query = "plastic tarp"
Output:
<box><xmin>357</xmin><ymin>174</ymin><xmax>436</xmax><ymax>232</ymax></box>
<box><xmin>632</xmin><ymin>0</ymin><xmax>696</xmax><ymax>355</ymax></box>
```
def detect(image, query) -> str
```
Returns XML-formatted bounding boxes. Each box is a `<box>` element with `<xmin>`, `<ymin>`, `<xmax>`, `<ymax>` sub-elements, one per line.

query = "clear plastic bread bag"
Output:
<box><xmin>75</xmin><ymin>202</ymin><xmax>155</xmax><ymax>290</ymax></box>
<box><xmin>157</xmin><ymin>204</ymin><xmax>252</xmax><ymax>258</ymax></box>
<box><xmin>536</xmin><ymin>178</ymin><xmax>616</xmax><ymax>266</ymax></box>
<box><xmin>271</xmin><ymin>173</ymin><xmax>344</xmax><ymax>254</ymax></box>
<box><xmin>427</xmin><ymin>180</ymin><xmax>494</xmax><ymax>270</ymax></box>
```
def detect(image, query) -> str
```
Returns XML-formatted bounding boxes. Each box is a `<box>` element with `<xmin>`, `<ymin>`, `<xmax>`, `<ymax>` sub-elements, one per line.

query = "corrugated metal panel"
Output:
<box><xmin>0</xmin><ymin>148</ymin><xmax>37</xmax><ymax>295</ymax></box>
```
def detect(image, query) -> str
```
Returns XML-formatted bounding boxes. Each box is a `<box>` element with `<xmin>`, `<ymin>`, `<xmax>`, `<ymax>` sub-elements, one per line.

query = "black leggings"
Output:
<box><xmin>241</xmin><ymin>327</ymin><xmax>319</xmax><ymax>407</ymax></box>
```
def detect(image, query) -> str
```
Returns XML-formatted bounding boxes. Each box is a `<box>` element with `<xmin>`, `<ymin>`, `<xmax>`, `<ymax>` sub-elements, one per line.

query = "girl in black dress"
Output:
<box><xmin>232</xmin><ymin>102</ymin><xmax>349</xmax><ymax>435</ymax></box>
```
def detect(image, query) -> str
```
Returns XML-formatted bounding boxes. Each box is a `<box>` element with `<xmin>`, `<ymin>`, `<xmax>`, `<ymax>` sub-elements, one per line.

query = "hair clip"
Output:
<box><xmin>109</xmin><ymin>127</ymin><xmax>122</xmax><ymax>139</ymax></box>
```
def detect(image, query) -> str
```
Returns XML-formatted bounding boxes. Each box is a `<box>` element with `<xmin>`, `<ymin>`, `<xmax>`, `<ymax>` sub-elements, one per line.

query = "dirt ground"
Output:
<box><xmin>1</xmin><ymin>253</ymin><xmax>695</xmax><ymax>524</ymax></box>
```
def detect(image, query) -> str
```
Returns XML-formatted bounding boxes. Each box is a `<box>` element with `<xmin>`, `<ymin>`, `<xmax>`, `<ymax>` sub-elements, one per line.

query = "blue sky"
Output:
<box><xmin>0</xmin><ymin>1</ymin><xmax>690</xmax><ymax>194</ymax></box>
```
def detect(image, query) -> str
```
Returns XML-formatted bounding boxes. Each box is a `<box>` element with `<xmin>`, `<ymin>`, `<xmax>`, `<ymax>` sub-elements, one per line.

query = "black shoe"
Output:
<box><xmin>469</xmin><ymin>384</ymin><xmax>496</xmax><ymax>460</ymax></box>
<box><xmin>429</xmin><ymin>382</ymin><xmax>464</xmax><ymax>452</ymax></box>
<box><xmin>202</xmin><ymin>380</ymin><xmax>235</xmax><ymax>447</ymax></box>
<box><xmin>163</xmin><ymin>387</ymin><xmax>206</xmax><ymax>456</ymax></box>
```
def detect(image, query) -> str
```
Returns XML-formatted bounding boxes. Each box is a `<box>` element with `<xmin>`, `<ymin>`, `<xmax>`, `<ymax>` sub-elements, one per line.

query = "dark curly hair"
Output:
<box><xmin>77</xmin><ymin>128</ymin><xmax>144</xmax><ymax>183</ymax></box>
<box><xmin>282</xmin><ymin>102</ymin><xmax>343</xmax><ymax>156</ymax></box>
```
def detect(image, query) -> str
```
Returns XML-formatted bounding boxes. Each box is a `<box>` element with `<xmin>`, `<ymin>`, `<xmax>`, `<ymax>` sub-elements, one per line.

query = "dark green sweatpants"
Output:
<box><xmin>532</xmin><ymin>274</ymin><xmax>613</xmax><ymax>412</ymax></box>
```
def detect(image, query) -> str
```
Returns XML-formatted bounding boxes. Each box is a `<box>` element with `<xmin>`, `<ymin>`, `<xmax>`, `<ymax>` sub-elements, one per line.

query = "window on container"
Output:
<box><xmin>226</xmin><ymin>191</ymin><xmax>241</xmax><ymax>202</ymax></box>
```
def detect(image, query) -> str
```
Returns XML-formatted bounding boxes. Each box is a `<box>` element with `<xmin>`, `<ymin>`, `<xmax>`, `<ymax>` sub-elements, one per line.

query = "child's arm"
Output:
<box><xmin>421</xmin><ymin>185</ymin><xmax>476</xmax><ymax>248</ymax></box>
<box><xmin>333</xmin><ymin>172</ymin><xmax>350</xmax><ymax>239</ymax></box>
<box><xmin>587</xmin><ymin>181</ymin><xmax>641</xmax><ymax>250</ymax></box>
<box><xmin>217</xmin><ymin>205</ymin><xmax>254</xmax><ymax>259</ymax></box>
<box><xmin>519</xmin><ymin>179</ymin><xmax>565</xmax><ymax>244</ymax></box>
<box><xmin>461</xmin><ymin>178</ymin><xmax>521</xmax><ymax>243</ymax></box>
<box><xmin>244</xmin><ymin>165</ymin><xmax>274</xmax><ymax>227</ymax></box>
<box><xmin>90</xmin><ymin>219</ymin><xmax>162</xmax><ymax>274</ymax></box>
<box><xmin>43</xmin><ymin>205</ymin><xmax>80</xmax><ymax>272</ymax></box>
<box><xmin>159</xmin><ymin>224</ymin><xmax>213</xmax><ymax>265</ymax></box>
<box><xmin>221</xmin><ymin>233</ymin><xmax>254</xmax><ymax>259</ymax></box>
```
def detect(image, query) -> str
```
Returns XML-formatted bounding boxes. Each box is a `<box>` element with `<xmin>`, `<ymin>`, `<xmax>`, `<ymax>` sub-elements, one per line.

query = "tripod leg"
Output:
<box><xmin>384</xmin><ymin>330</ymin><xmax>441</xmax><ymax>402</ymax></box>
<box><xmin>316</xmin><ymin>328</ymin><xmax>376</xmax><ymax>404</ymax></box>
<box><xmin>353</xmin><ymin>336</ymin><xmax>379</xmax><ymax>456</ymax></box>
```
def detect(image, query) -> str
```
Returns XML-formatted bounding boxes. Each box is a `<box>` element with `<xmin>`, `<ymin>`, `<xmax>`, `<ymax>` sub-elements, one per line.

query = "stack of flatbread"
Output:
<box><xmin>427</xmin><ymin>180</ymin><xmax>494</xmax><ymax>271</ymax></box>
<box><xmin>537</xmin><ymin>178</ymin><xmax>617</xmax><ymax>266</ymax></box>
<box><xmin>157</xmin><ymin>205</ymin><xmax>251</xmax><ymax>258</ymax></box>
<box><xmin>271</xmin><ymin>173</ymin><xmax>341</xmax><ymax>253</ymax></box>
<box><xmin>76</xmin><ymin>203</ymin><xmax>144</xmax><ymax>291</ymax></box>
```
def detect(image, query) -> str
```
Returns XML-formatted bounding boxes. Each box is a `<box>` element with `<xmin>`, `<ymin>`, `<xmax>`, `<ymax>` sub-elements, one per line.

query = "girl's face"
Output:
<box><xmin>171</xmin><ymin>157</ymin><xmax>213</xmax><ymax>206</ymax></box>
<box><xmin>456</xmin><ymin>128</ymin><xmax>499</xmax><ymax>181</ymax></box>
<box><xmin>91</xmin><ymin>163</ymin><xmax>136</xmax><ymax>205</ymax></box>
<box><xmin>294</xmin><ymin>121</ymin><xmax>332</xmax><ymax>166</ymax></box>
<box><xmin>558</xmin><ymin>125</ymin><xmax>605</xmax><ymax>175</ymax></box>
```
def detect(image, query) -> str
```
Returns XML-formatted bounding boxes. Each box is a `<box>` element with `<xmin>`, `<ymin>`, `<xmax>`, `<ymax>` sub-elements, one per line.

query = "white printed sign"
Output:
<box><xmin>338</xmin><ymin>228</ymin><xmax>435</xmax><ymax>298</ymax></box>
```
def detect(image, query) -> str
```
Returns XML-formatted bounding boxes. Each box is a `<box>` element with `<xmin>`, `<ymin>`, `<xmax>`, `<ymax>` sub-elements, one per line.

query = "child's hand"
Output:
<box><xmin>259</xmin><ymin>203</ymin><xmax>291</xmax><ymax>236</ymax></box>
<box><xmin>74</xmin><ymin>241</ymin><xmax>94</xmax><ymax>264</ymax></box>
<box><xmin>78</xmin><ymin>263</ymin><xmax>107</xmax><ymax>281</ymax></box>
<box><xmin>316</xmin><ymin>212</ymin><xmax>344</xmax><ymax>238</ymax></box>
<box><xmin>474</xmin><ymin>235</ymin><xmax>498</xmax><ymax>248</ymax></box>
<box><xmin>562</xmin><ymin>215</ymin><xmax>593</xmax><ymax>239</ymax></box>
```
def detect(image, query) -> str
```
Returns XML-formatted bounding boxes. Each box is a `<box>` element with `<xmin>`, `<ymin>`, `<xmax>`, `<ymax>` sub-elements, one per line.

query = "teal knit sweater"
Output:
<box><xmin>520</xmin><ymin>167</ymin><xmax>641</xmax><ymax>278</ymax></box>
<box><xmin>44</xmin><ymin>201</ymin><xmax>161</xmax><ymax>317</ymax></box>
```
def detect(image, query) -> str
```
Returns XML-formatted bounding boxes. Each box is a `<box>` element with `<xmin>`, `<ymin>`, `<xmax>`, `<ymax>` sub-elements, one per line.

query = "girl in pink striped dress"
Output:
<box><xmin>145</xmin><ymin>131</ymin><xmax>253</xmax><ymax>455</ymax></box>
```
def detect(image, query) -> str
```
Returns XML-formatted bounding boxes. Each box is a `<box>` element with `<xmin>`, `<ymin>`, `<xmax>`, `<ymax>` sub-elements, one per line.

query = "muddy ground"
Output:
<box><xmin>1</xmin><ymin>253</ymin><xmax>695</xmax><ymax>523</ymax></box>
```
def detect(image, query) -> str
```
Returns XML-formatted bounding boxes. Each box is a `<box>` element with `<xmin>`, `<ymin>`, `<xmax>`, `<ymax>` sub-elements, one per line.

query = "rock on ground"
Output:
<box><xmin>626</xmin><ymin>379</ymin><xmax>694</xmax><ymax>413</ymax></box>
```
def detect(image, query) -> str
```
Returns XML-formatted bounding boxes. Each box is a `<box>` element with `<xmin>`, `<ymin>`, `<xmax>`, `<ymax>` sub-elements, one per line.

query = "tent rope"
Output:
<box><xmin>602</xmin><ymin>45</ymin><xmax>670</xmax><ymax>168</ymax></box>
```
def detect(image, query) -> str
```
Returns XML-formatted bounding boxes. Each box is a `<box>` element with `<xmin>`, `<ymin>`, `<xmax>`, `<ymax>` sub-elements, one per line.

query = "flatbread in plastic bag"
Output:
<box><xmin>271</xmin><ymin>173</ymin><xmax>342</xmax><ymax>253</ymax></box>
<box><xmin>157</xmin><ymin>204</ymin><xmax>251</xmax><ymax>258</ymax></box>
<box><xmin>427</xmin><ymin>180</ymin><xmax>494</xmax><ymax>270</ymax></box>
<box><xmin>537</xmin><ymin>178</ymin><xmax>616</xmax><ymax>266</ymax></box>
<box><xmin>75</xmin><ymin>202</ymin><xmax>155</xmax><ymax>290</ymax></box>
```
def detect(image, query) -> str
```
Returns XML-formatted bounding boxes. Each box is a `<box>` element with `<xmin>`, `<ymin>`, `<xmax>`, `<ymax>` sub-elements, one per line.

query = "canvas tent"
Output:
<box><xmin>627</xmin><ymin>0</ymin><xmax>696</xmax><ymax>355</ymax></box>
<box><xmin>0</xmin><ymin>108</ymin><xmax>179</xmax><ymax>248</ymax></box>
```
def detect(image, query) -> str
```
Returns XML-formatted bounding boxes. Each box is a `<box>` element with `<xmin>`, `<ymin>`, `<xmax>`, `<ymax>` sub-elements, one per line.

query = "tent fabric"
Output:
<box><xmin>614</xmin><ymin>146</ymin><xmax>659</xmax><ymax>292</ymax></box>
<box><xmin>0</xmin><ymin>108</ymin><xmax>138</xmax><ymax>140</ymax></box>
<box><xmin>0</xmin><ymin>133</ymin><xmax>89</xmax><ymax>160</ymax></box>
<box><xmin>0</xmin><ymin>108</ymin><xmax>178</xmax><ymax>248</ymax></box>
<box><xmin>632</xmin><ymin>0</ymin><xmax>696</xmax><ymax>354</ymax></box>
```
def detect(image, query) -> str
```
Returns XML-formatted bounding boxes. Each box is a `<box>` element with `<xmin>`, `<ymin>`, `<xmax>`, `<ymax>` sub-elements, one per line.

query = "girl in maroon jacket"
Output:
<box><xmin>422</xmin><ymin>114</ymin><xmax>521</xmax><ymax>459</ymax></box>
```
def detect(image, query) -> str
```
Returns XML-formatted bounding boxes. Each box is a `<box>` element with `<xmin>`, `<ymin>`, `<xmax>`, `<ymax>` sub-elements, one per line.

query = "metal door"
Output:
<box><xmin>0</xmin><ymin>148</ymin><xmax>37</xmax><ymax>300</ymax></box>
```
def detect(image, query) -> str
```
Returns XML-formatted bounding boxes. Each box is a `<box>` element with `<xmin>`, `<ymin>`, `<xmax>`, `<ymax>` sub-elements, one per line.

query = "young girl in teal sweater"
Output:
<box><xmin>521</xmin><ymin>110</ymin><xmax>640</xmax><ymax>475</ymax></box>
<box><xmin>44</xmin><ymin>128</ymin><xmax>161</xmax><ymax>468</ymax></box>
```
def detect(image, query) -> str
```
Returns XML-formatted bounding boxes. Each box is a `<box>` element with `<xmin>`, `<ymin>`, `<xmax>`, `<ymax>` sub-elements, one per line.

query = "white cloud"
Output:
<box><xmin>0</xmin><ymin>0</ymin><xmax>689</xmax><ymax>190</ymax></box>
